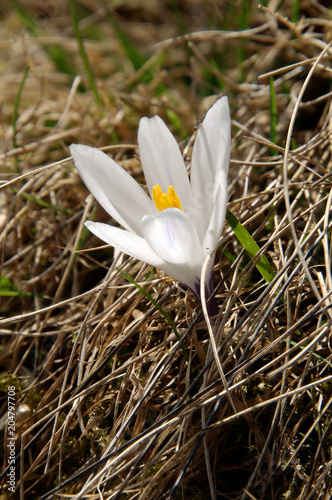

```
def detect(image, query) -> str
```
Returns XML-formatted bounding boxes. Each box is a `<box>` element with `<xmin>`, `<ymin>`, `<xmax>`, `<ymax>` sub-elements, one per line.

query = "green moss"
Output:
<box><xmin>0</xmin><ymin>373</ymin><xmax>23</xmax><ymax>393</ymax></box>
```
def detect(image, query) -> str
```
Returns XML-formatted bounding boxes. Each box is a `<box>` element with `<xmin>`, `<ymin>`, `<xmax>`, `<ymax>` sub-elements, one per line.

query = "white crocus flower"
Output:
<box><xmin>70</xmin><ymin>96</ymin><xmax>231</xmax><ymax>302</ymax></box>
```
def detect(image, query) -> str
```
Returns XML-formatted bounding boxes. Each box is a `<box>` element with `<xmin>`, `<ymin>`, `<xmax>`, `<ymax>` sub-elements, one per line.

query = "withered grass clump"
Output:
<box><xmin>1</xmin><ymin>1</ymin><xmax>332</xmax><ymax>499</ymax></box>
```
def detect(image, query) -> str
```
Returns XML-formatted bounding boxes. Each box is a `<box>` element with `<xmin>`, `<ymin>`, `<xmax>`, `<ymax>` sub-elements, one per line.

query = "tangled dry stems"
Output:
<box><xmin>1</xmin><ymin>1</ymin><xmax>332</xmax><ymax>499</ymax></box>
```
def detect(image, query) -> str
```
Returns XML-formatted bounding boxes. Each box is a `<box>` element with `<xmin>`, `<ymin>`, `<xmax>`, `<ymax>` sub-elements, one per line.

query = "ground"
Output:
<box><xmin>0</xmin><ymin>1</ymin><xmax>332</xmax><ymax>499</ymax></box>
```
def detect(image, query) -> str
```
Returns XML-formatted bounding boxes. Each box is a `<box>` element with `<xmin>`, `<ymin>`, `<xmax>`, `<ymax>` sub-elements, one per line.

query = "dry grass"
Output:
<box><xmin>1</xmin><ymin>1</ymin><xmax>332</xmax><ymax>499</ymax></box>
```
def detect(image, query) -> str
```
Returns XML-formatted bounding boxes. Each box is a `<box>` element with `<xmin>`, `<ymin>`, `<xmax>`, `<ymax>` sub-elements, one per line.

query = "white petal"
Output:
<box><xmin>138</xmin><ymin>116</ymin><xmax>193</xmax><ymax>209</ymax></box>
<box><xmin>202</xmin><ymin>178</ymin><xmax>228</xmax><ymax>254</ymax></box>
<box><xmin>190</xmin><ymin>96</ymin><xmax>231</xmax><ymax>242</ymax></box>
<box><xmin>142</xmin><ymin>208</ymin><xmax>205</xmax><ymax>293</ymax></box>
<box><xmin>85</xmin><ymin>221</ymin><xmax>164</xmax><ymax>268</ymax></box>
<box><xmin>70</xmin><ymin>144</ymin><xmax>157</xmax><ymax>235</ymax></box>
<box><xmin>86</xmin><ymin>218</ymin><xmax>202</xmax><ymax>294</ymax></box>
<box><xmin>141</xmin><ymin>208</ymin><xmax>203</xmax><ymax>266</ymax></box>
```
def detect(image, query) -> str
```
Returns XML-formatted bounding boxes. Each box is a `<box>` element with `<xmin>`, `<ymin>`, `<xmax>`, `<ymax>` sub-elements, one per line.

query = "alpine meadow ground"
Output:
<box><xmin>1</xmin><ymin>1</ymin><xmax>332</xmax><ymax>499</ymax></box>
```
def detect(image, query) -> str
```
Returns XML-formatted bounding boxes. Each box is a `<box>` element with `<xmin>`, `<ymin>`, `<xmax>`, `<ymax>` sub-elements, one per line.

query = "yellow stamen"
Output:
<box><xmin>152</xmin><ymin>184</ymin><xmax>183</xmax><ymax>211</ymax></box>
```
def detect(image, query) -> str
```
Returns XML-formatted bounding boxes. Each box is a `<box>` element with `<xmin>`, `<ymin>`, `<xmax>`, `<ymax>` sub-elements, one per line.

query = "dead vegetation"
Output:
<box><xmin>1</xmin><ymin>1</ymin><xmax>332</xmax><ymax>498</ymax></box>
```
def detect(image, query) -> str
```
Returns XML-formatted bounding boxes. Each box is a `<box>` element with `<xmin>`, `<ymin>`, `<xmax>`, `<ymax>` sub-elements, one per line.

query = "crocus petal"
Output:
<box><xmin>86</xmin><ymin>220</ymin><xmax>201</xmax><ymax>292</ymax></box>
<box><xmin>141</xmin><ymin>208</ymin><xmax>203</xmax><ymax>266</ymax></box>
<box><xmin>138</xmin><ymin>116</ymin><xmax>193</xmax><ymax>210</ymax></box>
<box><xmin>70</xmin><ymin>144</ymin><xmax>157</xmax><ymax>236</ymax></box>
<box><xmin>141</xmin><ymin>208</ymin><xmax>205</xmax><ymax>291</ymax></box>
<box><xmin>85</xmin><ymin>221</ymin><xmax>164</xmax><ymax>268</ymax></box>
<box><xmin>202</xmin><ymin>178</ymin><xmax>228</xmax><ymax>254</ymax></box>
<box><xmin>190</xmin><ymin>96</ymin><xmax>231</xmax><ymax>242</ymax></box>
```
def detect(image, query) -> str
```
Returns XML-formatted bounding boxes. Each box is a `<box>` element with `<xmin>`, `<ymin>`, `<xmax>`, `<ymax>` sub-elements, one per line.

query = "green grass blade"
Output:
<box><xmin>11</xmin><ymin>187</ymin><xmax>75</xmax><ymax>215</ymax></box>
<box><xmin>9</xmin><ymin>0</ymin><xmax>40</xmax><ymax>35</ymax></box>
<box><xmin>165</xmin><ymin>109</ymin><xmax>183</xmax><ymax>137</ymax></box>
<box><xmin>237</xmin><ymin>0</ymin><xmax>250</xmax><ymax>82</ymax></box>
<box><xmin>226</xmin><ymin>209</ymin><xmax>275</xmax><ymax>283</ymax></box>
<box><xmin>0</xmin><ymin>290</ymin><xmax>34</xmax><ymax>297</ymax></box>
<box><xmin>167</xmin><ymin>0</ymin><xmax>187</xmax><ymax>34</ymax></box>
<box><xmin>101</xmin><ymin>1</ymin><xmax>146</xmax><ymax>71</ymax></box>
<box><xmin>287</xmin><ymin>339</ymin><xmax>332</xmax><ymax>369</ymax></box>
<box><xmin>0</xmin><ymin>275</ymin><xmax>33</xmax><ymax>297</ymax></box>
<box><xmin>69</xmin><ymin>0</ymin><xmax>103</xmax><ymax>106</ymax></box>
<box><xmin>292</xmin><ymin>0</ymin><xmax>301</xmax><ymax>22</ymax></box>
<box><xmin>47</xmin><ymin>45</ymin><xmax>78</xmax><ymax>77</ymax></box>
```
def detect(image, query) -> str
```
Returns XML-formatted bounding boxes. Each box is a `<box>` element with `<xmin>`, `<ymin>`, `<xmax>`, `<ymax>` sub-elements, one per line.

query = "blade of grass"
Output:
<box><xmin>9</xmin><ymin>0</ymin><xmax>40</xmax><ymax>35</ymax></box>
<box><xmin>292</xmin><ymin>0</ymin><xmax>301</xmax><ymax>23</ymax></box>
<box><xmin>69</xmin><ymin>0</ymin><xmax>103</xmax><ymax>106</ymax></box>
<box><xmin>47</xmin><ymin>45</ymin><xmax>80</xmax><ymax>79</ymax></box>
<box><xmin>167</xmin><ymin>0</ymin><xmax>187</xmax><ymax>34</ymax></box>
<box><xmin>101</xmin><ymin>1</ymin><xmax>146</xmax><ymax>71</ymax></box>
<box><xmin>286</xmin><ymin>339</ymin><xmax>332</xmax><ymax>369</ymax></box>
<box><xmin>11</xmin><ymin>187</ymin><xmax>75</xmax><ymax>215</ymax></box>
<box><xmin>237</xmin><ymin>0</ymin><xmax>250</xmax><ymax>82</ymax></box>
<box><xmin>0</xmin><ymin>290</ymin><xmax>34</xmax><ymax>297</ymax></box>
<box><xmin>165</xmin><ymin>109</ymin><xmax>183</xmax><ymax>137</ymax></box>
<box><xmin>100</xmin><ymin>0</ymin><xmax>167</xmax><ymax>88</ymax></box>
<box><xmin>0</xmin><ymin>276</ymin><xmax>39</xmax><ymax>298</ymax></box>
<box><xmin>226</xmin><ymin>209</ymin><xmax>275</xmax><ymax>283</ymax></box>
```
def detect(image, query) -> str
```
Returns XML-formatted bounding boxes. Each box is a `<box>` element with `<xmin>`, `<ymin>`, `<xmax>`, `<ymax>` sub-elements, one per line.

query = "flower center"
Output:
<box><xmin>152</xmin><ymin>185</ymin><xmax>183</xmax><ymax>212</ymax></box>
